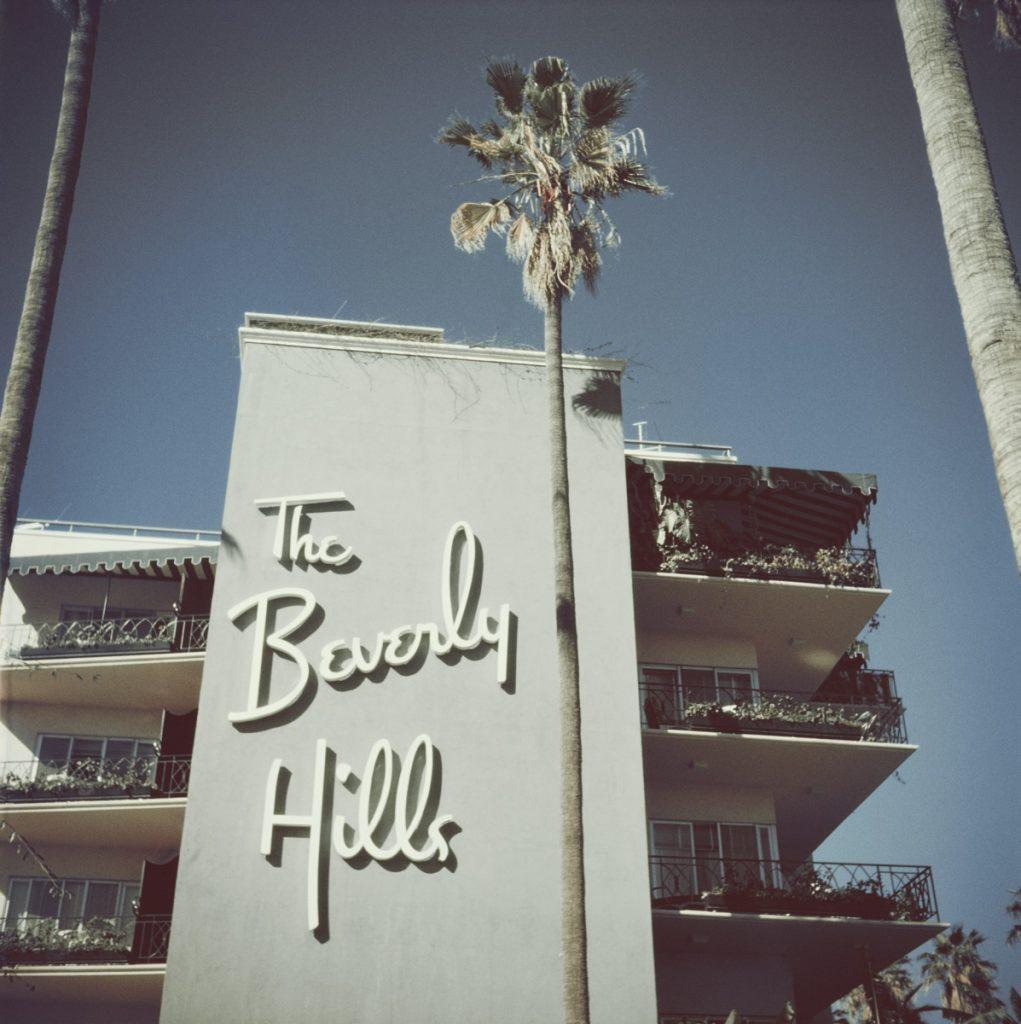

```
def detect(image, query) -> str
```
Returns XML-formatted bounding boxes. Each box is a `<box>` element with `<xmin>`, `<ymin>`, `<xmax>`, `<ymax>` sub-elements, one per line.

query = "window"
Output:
<box><xmin>3</xmin><ymin>877</ymin><xmax>140</xmax><ymax>932</ymax></box>
<box><xmin>639</xmin><ymin>664</ymin><xmax>758</xmax><ymax>727</ymax></box>
<box><xmin>649</xmin><ymin>819</ymin><xmax>778</xmax><ymax>898</ymax></box>
<box><xmin>34</xmin><ymin>734</ymin><xmax>158</xmax><ymax>782</ymax></box>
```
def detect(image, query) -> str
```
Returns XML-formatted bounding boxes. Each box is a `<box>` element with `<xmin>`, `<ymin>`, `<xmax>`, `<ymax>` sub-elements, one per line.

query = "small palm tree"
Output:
<box><xmin>0</xmin><ymin>0</ymin><xmax>103</xmax><ymax>605</ymax></box>
<box><xmin>894</xmin><ymin>0</ymin><xmax>1021</xmax><ymax>575</ymax></box>
<box><xmin>440</xmin><ymin>56</ymin><xmax>663</xmax><ymax>1024</ymax></box>
<box><xmin>1007</xmin><ymin>889</ymin><xmax>1021</xmax><ymax>947</ymax></box>
<box><xmin>838</xmin><ymin>958</ymin><xmax>937</xmax><ymax>1024</ymax></box>
<box><xmin>919</xmin><ymin>926</ymin><xmax>1008</xmax><ymax>1021</ymax></box>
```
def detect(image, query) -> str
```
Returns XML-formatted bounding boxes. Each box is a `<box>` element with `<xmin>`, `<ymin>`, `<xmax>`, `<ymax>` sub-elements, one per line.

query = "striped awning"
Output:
<box><xmin>630</xmin><ymin>457</ymin><xmax>876</xmax><ymax>549</ymax></box>
<box><xmin>8</xmin><ymin>544</ymin><xmax>218</xmax><ymax>581</ymax></box>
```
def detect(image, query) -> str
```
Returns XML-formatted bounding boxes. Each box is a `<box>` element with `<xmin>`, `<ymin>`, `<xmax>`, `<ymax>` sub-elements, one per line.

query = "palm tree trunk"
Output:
<box><xmin>544</xmin><ymin>292</ymin><xmax>590</xmax><ymax>1024</ymax></box>
<box><xmin>0</xmin><ymin>0</ymin><xmax>101</xmax><ymax>603</ymax></box>
<box><xmin>896</xmin><ymin>0</ymin><xmax>1021</xmax><ymax>575</ymax></box>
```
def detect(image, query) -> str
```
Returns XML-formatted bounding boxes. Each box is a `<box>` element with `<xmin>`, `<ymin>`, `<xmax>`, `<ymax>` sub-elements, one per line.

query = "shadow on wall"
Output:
<box><xmin>572</xmin><ymin>370</ymin><xmax>622</xmax><ymax>444</ymax></box>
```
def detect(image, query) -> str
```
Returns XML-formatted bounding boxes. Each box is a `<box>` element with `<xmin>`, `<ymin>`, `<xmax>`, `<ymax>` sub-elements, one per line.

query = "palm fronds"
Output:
<box><xmin>441</xmin><ymin>54</ymin><xmax>665</xmax><ymax>307</ymax></box>
<box><xmin>579</xmin><ymin>75</ymin><xmax>636</xmax><ymax>129</ymax></box>
<box><xmin>531</xmin><ymin>56</ymin><xmax>570</xmax><ymax>88</ymax></box>
<box><xmin>485</xmin><ymin>60</ymin><xmax>526</xmax><ymax>114</ymax></box>
<box><xmin>1007</xmin><ymin>889</ymin><xmax>1021</xmax><ymax>946</ymax></box>
<box><xmin>919</xmin><ymin>927</ymin><xmax>1006</xmax><ymax>1020</ymax></box>
<box><xmin>450</xmin><ymin>201</ymin><xmax>510</xmax><ymax>253</ymax></box>
<box><xmin>994</xmin><ymin>0</ymin><xmax>1021</xmax><ymax>48</ymax></box>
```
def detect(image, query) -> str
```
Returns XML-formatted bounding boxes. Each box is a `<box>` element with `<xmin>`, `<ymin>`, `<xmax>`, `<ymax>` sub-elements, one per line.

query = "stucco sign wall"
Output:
<box><xmin>234</xmin><ymin>507</ymin><xmax>511</xmax><ymax>931</ymax></box>
<box><xmin>160</xmin><ymin>322</ymin><xmax>657</xmax><ymax>1024</ymax></box>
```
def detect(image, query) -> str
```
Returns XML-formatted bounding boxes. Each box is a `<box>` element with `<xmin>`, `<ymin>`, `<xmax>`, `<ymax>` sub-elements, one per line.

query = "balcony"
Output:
<box><xmin>640</xmin><ymin>681</ymin><xmax>906</xmax><ymax>744</ymax></box>
<box><xmin>0</xmin><ymin>756</ymin><xmax>191</xmax><ymax>803</ymax></box>
<box><xmin>650</xmin><ymin>856</ymin><xmax>944</xmax><ymax>1015</ymax></box>
<box><xmin>650</xmin><ymin>857</ymin><xmax>936</xmax><ymax>922</ymax></box>
<box><xmin>0</xmin><ymin>614</ymin><xmax>209</xmax><ymax>662</ymax></box>
<box><xmin>0</xmin><ymin>914</ymin><xmax>171</xmax><ymax>967</ymax></box>
<box><xmin>0</xmin><ymin>618</ymin><xmax>206</xmax><ymax>711</ymax></box>
<box><xmin>655</xmin><ymin>544</ymin><xmax>880</xmax><ymax>589</ymax></box>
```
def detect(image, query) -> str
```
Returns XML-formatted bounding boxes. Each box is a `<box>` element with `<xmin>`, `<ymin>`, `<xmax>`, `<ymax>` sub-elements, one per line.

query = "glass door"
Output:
<box><xmin>639</xmin><ymin>667</ymin><xmax>679</xmax><ymax>728</ymax></box>
<box><xmin>719</xmin><ymin>823</ymin><xmax>779</xmax><ymax>889</ymax></box>
<box><xmin>649</xmin><ymin>821</ymin><xmax>695</xmax><ymax>898</ymax></box>
<box><xmin>716</xmin><ymin>670</ymin><xmax>758</xmax><ymax>706</ymax></box>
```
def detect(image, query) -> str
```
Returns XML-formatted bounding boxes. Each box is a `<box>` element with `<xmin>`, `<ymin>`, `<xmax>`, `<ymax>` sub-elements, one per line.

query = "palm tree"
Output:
<box><xmin>919</xmin><ymin>926</ymin><xmax>1008</xmax><ymax>1021</ymax></box>
<box><xmin>894</xmin><ymin>0</ymin><xmax>1021</xmax><ymax>575</ymax></box>
<box><xmin>1007</xmin><ymin>888</ymin><xmax>1021</xmax><ymax>946</ymax></box>
<box><xmin>838</xmin><ymin>958</ymin><xmax>937</xmax><ymax>1024</ymax></box>
<box><xmin>440</xmin><ymin>57</ymin><xmax>663</xmax><ymax>1024</ymax></box>
<box><xmin>0</xmin><ymin>0</ymin><xmax>102</xmax><ymax>605</ymax></box>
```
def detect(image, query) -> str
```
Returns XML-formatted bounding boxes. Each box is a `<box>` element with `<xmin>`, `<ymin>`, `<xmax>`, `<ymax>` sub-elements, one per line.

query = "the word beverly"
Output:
<box><xmin>227</xmin><ymin>517</ymin><xmax>513</xmax><ymax>725</ymax></box>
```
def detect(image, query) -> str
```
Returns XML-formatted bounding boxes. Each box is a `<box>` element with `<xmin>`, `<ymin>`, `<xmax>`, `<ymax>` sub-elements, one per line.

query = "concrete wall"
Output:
<box><xmin>646</xmin><ymin>783</ymin><xmax>776</xmax><ymax>826</ymax></box>
<box><xmin>3</xmin><ymin>575</ymin><xmax>180</xmax><ymax>627</ymax></box>
<box><xmin>161</xmin><ymin>328</ymin><xmax>658</xmax><ymax>1023</ymax></box>
<box><xmin>637</xmin><ymin>630</ymin><xmax>757</xmax><ymax>671</ymax></box>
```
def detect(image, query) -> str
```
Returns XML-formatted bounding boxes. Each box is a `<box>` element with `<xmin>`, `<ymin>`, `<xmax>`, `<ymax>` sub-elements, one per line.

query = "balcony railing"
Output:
<box><xmin>0</xmin><ymin>614</ymin><xmax>209</xmax><ymax>661</ymax></box>
<box><xmin>649</xmin><ymin>856</ymin><xmax>938</xmax><ymax>922</ymax></box>
<box><xmin>659</xmin><ymin>545</ymin><xmax>881</xmax><ymax>588</ymax></box>
<box><xmin>0</xmin><ymin>756</ymin><xmax>191</xmax><ymax>802</ymax></box>
<box><xmin>639</xmin><ymin>682</ymin><xmax>907</xmax><ymax>743</ymax></box>
<box><xmin>0</xmin><ymin>914</ymin><xmax>171</xmax><ymax>965</ymax></box>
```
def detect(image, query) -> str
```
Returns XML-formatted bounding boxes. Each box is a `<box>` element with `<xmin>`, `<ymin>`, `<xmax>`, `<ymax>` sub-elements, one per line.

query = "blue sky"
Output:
<box><xmin>2</xmin><ymin>0</ymin><xmax>1019</xmax><ymax>996</ymax></box>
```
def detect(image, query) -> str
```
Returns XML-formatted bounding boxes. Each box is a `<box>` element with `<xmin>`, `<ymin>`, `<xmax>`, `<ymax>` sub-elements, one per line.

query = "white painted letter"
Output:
<box><xmin>228</xmin><ymin>588</ymin><xmax>317</xmax><ymax>724</ymax></box>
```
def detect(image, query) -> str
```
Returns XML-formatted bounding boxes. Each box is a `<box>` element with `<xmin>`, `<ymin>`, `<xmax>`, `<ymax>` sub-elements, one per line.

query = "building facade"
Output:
<box><xmin>0</xmin><ymin>315</ymin><xmax>945</xmax><ymax>1022</ymax></box>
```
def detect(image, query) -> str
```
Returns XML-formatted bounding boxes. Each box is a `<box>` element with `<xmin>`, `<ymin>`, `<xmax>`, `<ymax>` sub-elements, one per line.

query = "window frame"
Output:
<box><xmin>2</xmin><ymin>875</ymin><xmax>142</xmax><ymax>930</ymax></box>
<box><xmin>32</xmin><ymin>733</ymin><xmax>159</xmax><ymax>782</ymax></box>
<box><xmin>638</xmin><ymin>663</ymin><xmax>759</xmax><ymax>726</ymax></box>
<box><xmin>648</xmin><ymin>817</ymin><xmax>780</xmax><ymax>896</ymax></box>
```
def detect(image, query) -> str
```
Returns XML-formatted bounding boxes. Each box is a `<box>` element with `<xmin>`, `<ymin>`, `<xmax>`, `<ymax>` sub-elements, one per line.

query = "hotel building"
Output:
<box><xmin>0</xmin><ymin>315</ymin><xmax>945</xmax><ymax>1022</ymax></box>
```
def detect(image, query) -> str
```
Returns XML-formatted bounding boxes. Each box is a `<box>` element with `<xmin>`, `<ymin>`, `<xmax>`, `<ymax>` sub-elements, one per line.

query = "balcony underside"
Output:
<box><xmin>0</xmin><ymin>963</ymin><xmax>164</xmax><ymax>1005</ymax></box>
<box><xmin>653</xmin><ymin>909</ymin><xmax>944</xmax><ymax>1016</ymax></box>
<box><xmin>643</xmin><ymin>729</ymin><xmax>914</xmax><ymax>862</ymax></box>
<box><xmin>0</xmin><ymin>798</ymin><xmax>186</xmax><ymax>847</ymax></box>
<box><xmin>0</xmin><ymin>652</ymin><xmax>202</xmax><ymax>710</ymax></box>
<box><xmin>632</xmin><ymin>572</ymin><xmax>888</xmax><ymax>692</ymax></box>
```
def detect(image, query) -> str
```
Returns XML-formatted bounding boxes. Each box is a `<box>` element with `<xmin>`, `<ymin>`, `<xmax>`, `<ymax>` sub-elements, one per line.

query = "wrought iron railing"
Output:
<box><xmin>0</xmin><ymin>614</ymin><xmax>209</xmax><ymax>661</ymax></box>
<box><xmin>639</xmin><ymin>682</ymin><xmax>907</xmax><ymax>743</ymax></box>
<box><xmin>0</xmin><ymin>914</ymin><xmax>171</xmax><ymax>965</ymax></box>
<box><xmin>0</xmin><ymin>756</ymin><xmax>191</xmax><ymax>802</ymax></box>
<box><xmin>649</xmin><ymin>856</ymin><xmax>937</xmax><ymax>922</ymax></box>
<box><xmin>659</xmin><ymin>545</ymin><xmax>881</xmax><ymax>588</ymax></box>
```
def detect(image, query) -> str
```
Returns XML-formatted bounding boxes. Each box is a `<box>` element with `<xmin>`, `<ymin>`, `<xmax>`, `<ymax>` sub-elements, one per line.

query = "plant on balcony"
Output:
<box><xmin>0</xmin><ymin>918</ymin><xmax>129</xmax><ymax>966</ymax></box>
<box><xmin>679</xmin><ymin>697</ymin><xmax>877</xmax><ymax>738</ymax></box>
<box><xmin>699</xmin><ymin>870</ymin><xmax>908</xmax><ymax>921</ymax></box>
<box><xmin>0</xmin><ymin>761</ymin><xmax>157</xmax><ymax>801</ymax></box>
<box><xmin>659</xmin><ymin>543</ymin><xmax>876</xmax><ymax>587</ymax></box>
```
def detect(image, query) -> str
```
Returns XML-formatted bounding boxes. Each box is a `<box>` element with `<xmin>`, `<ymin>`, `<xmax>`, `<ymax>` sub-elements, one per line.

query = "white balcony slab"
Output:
<box><xmin>0</xmin><ymin>652</ymin><xmax>203</xmax><ymax>710</ymax></box>
<box><xmin>653</xmin><ymin>909</ymin><xmax>945</xmax><ymax>1016</ymax></box>
<box><xmin>633</xmin><ymin>572</ymin><xmax>888</xmax><ymax>692</ymax></box>
<box><xmin>0</xmin><ymin>797</ymin><xmax>186</xmax><ymax>848</ymax></box>
<box><xmin>0</xmin><ymin>963</ymin><xmax>164</xmax><ymax>1005</ymax></box>
<box><xmin>642</xmin><ymin>729</ymin><xmax>915</xmax><ymax>861</ymax></box>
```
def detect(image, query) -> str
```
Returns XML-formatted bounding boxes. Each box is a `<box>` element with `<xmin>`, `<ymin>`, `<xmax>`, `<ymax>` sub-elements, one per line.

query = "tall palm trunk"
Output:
<box><xmin>896</xmin><ymin>0</ymin><xmax>1021</xmax><ymax>575</ymax></box>
<box><xmin>0</xmin><ymin>0</ymin><xmax>102</xmax><ymax>602</ymax></box>
<box><xmin>543</xmin><ymin>291</ymin><xmax>590</xmax><ymax>1024</ymax></box>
